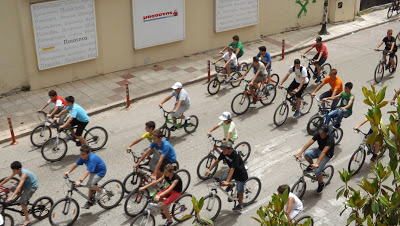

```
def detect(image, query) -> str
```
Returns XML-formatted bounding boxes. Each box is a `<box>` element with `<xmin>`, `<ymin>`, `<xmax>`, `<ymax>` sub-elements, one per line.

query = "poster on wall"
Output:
<box><xmin>215</xmin><ymin>0</ymin><xmax>258</xmax><ymax>32</ymax></box>
<box><xmin>133</xmin><ymin>0</ymin><xmax>185</xmax><ymax>49</ymax></box>
<box><xmin>31</xmin><ymin>0</ymin><xmax>98</xmax><ymax>70</ymax></box>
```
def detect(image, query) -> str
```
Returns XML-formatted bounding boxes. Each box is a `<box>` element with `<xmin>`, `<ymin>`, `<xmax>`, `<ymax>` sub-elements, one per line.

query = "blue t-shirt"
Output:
<box><xmin>20</xmin><ymin>168</ymin><xmax>39</xmax><ymax>190</ymax></box>
<box><xmin>149</xmin><ymin>139</ymin><xmax>177</xmax><ymax>163</ymax></box>
<box><xmin>76</xmin><ymin>153</ymin><xmax>107</xmax><ymax>177</ymax></box>
<box><xmin>66</xmin><ymin>103</ymin><xmax>89</xmax><ymax>123</ymax></box>
<box><xmin>257</xmin><ymin>52</ymin><xmax>272</xmax><ymax>69</ymax></box>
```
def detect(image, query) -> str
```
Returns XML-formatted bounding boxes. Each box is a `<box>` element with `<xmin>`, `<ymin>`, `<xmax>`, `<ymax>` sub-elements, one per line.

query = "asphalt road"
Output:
<box><xmin>1</xmin><ymin>21</ymin><xmax>399</xmax><ymax>226</ymax></box>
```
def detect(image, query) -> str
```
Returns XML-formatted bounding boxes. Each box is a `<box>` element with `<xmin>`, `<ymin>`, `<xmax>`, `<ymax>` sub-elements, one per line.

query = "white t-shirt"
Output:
<box><xmin>171</xmin><ymin>88</ymin><xmax>191</xmax><ymax>107</ymax></box>
<box><xmin>222</xmin><ymin>52</ymin><xmax>238</xmax><ymax>66</ymax></box>
<box><xmin>288</xmin><ymin>65</ymin><xmax>309</xmax><ymax>84</ymax></box>
<box><xmin>254</xmin><ymin>62</ymin><xmax>267</xmax><ymax>76</ymax></box>
<box><xmin>47</xmin><ymin>99</ymin><xmax>66</xmax><ymax>109</ymax></box>
<box><xmin>284</xmin><ymin>192</ymin><xmax>303</xmax><ymax>214</ymax></box>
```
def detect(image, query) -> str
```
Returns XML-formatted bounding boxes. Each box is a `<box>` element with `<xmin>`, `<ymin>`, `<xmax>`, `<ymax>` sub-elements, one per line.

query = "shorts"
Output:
<box><xmin>86</xmin><ymin>173</ymin><xmax>103</xmax><ymax>188</ymax></box>
<box><xmin>385</xmin><ymin>48</ymin><xmax>396</xmax><ymax>58</ymax></box>
<box><xmin>159</xmin><ymin>158</ymin><xmax>174</xmax><ymax>173</ymax></box>
<box><xmin>312</xmin><ymin>54</ymin><xmax>327</xmax><ymax>66</ymax></box>
<box><xmin>157</xmin><ymin>186</ymin><xmax>182</xmax><ymax>206</ymax></box>
<box><xmin>319</xmin><ymin>90</ymin><xmax>339</xmax><ymax>110</ymax></box>
<box><xmin>230</xmin><ymin>63</ymin><xmax>238</xmax><ymax>70</ymax></box>
<box><xmin>171</xmin><ymin>104</ymin><xmax>190</xmax><ymax>118</ymax></box>
<box><xmin>254</xmin><ymin>74</ymin><xmax>266</xmax><ymax>83</ymax></box>
<box><xmin>288</xmin><ymin>80</ymin><xmax>308</xmax><ymax>98</ymax></box>
<box><xmin>220</xmin><ymin>172</ymin><xmax>245</xmax><ymax>194</ymax></box>
<box><xmin>10</xmin><ymin>185</ymin><xmax>36</xmax><ymax>206</ymax></box>
<box><xmin>70</xmin><ymin>118</ymin><xmax>89</xmax><ymax>136</ymax></box>
<box><xmin>303</xmin><ymin>148</ymin><xmax>331</xmax><ymax>175</ymax></box>
<box><xmin>236</xmin><ymin>53</ymin><xmax>243</xmax><ymax>59</ymax></box>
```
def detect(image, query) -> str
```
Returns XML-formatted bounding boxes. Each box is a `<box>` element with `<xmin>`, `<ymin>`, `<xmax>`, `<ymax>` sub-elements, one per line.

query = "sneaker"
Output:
<box><xmin>83</xmin><ymin>200</ymin><xmax>94</xmax><ymax>209</ymax></box>
<box><xmin>293</xmin><ymin>110</ymin><xmax>300</xmax><ymax>117</ymax></box>
<box><xmin>163</xmin><ymin>220</ymin><xmax>173</xmax><ymax>226</ymax></box>
<box><xmin>317</xmin><ymin>182</ymin><xmax>325</xmax><ymax>194</ymax></box>
<box><xmin>315</xmin><ymin>77</ymin><xmax>321</xmax><ymax>83</ymax></box>
<box><xmin>304</xmin><ymin>165</ymin><xmax>313</xmax><ymax>173</ymax></box>
<box><xmin>370</xmin><ymin>154</ymin><xmax>377</xmax><ymax>162</ymax></box>
<box><xmin>75</xmin><ymin>141</ymin><xmax>82</xmax><ymax>147</ymax></box>
<box><xmin>232</xmin><ymin>205</ymin><xmax>243</xmax><ymax>211</ymax></box>
<box><xmin>95</xmin><ymin>188</ymin><xmax>105</xmax><ymax>200</ymax></box>
<box><xmin>225</xmin><ymin>76</ymin><xmax>232</xmax><ymax>83</ymax></box>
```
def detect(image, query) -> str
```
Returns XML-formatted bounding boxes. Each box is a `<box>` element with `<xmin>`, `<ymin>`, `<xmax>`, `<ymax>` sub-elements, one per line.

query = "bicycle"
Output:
<box><xmin>198</xmin><ymin>177</ymin><xmax>261</xmax><ymax>221</ymax></box>
<box><xmin>231</xmin><ymin>79</ymin><xmax>277</xmax><ymax>115</ymax></box>
<box><xmin>48</xmin><ymin>175</ymin><xmax>124</xmax><ymax>226</ymax></box>
<box><xmin>292</xmin><ymin>158</ymin><xmax>334</xmax><ymax>200</ymax></box>
<box><xmin>374</xmin><ymin>49</ymin><xmax>398</xmax><ymax>83</ymax></box>
<box><xmin>41</xmin><ymin>125</ymin><xmax>108</xmax><ymax>162</ymax></box>
<box><xmin>0</xmin><ymin>178</ymin><xmax>21</xmax><ymax>204</ymax></box>
<box><xmin>207</xmin><ymin>63</ymin><xmax>245</xmax><ymax>95</ymax></box>
<box><xmin>196</xmin><ymin>134</ymin><xmax>251</xmax><ymax>180</ymax></box>
<box><xmin>159</xmin><ymin>106</ymin><xmax>199</xmax><ymax>141</ymax></box>
<box><xmin>128</xmin><ymin>190</ymin><xmax>194</xmax><ymax>225</ymax></box>
<box><xmin>292</xmin><ymin>215</ymin><xmax>314</xmax><ymax>225</ymax></box>
<box><xmin>30</xmin><ymin>111</ymin><xmax>70</xmax><ymax>147</ymax></box>
<box><xmin>387</xmin><ymin>0</ymin><xmax>400</xmax><ymax>18</ymax></box>
<box><xmin>273</xmin><ymin>87</ymin><xmax>313</xmax><ymax>127</ymax></box>
<box><xmin>306</xmin><ymin>98</ymin><xmax>344</xmax><ymax>145</ymax></box>
<box><xmin>302</xmin><ymin>55</ymin><xmax>331</xmax><ymax>83</ymax></box>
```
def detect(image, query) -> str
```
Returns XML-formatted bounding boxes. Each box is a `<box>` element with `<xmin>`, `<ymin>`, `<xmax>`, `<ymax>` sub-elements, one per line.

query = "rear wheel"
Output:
<box><xmin>387</xmin><ymin>5</ymin><xmax>394</xmax><ymax>18</ymax></box>
<box><xmin>241</xmin><ymin>62</ymin><xmax>249</xmax><ymax>71</ymax></box>
<box><xmin>124</xmin><ymin>189</ymin><xmax>150</xmax><ymax>217</ymax></box>
<box><xmin>160</xmin><ymin>125</ymin><xmax>171</xmax><ymax>140</ymax></box>
<box><xmin>234</xmin><ymin>141</ymin><xmax>251</xmax><ymax>162</ymax></box>
<box><xmin>260</xmin><ymin>84</ymin><xmax>276</xmax><ymax>106</ymax></box>
<box><xmin>273</xmin><ymin>103</ymin><xmax>289</xmax><ymax>127</ymax></box>
<box><xmin>321</xmin><ymin>63</ymin><xmax>331</xmax><ymax>80</ymax></box>
<box><xmin>389</xmin><ymin>55</ymin><xmax>398</xmax><ymax>73</ymax></box>
<box><xmin>30</xmin><ymin>125</ymin><xmax>52</xmax><ymax>147</ymax></box>
<box><xmin>84</xmin><ymin>126</ymin><xmax>108</xmax><ymax>151</ymax></box>
<box><xmin>200</xmin><ymin>195</ymin><xmax>222</xmax><ymax>221</ymax></box>
<box><xmin>184</xmin><ymin>115</ymin><xmax>199</xmax><ymax>134</ymax></box>
<box><xmin>231</xmin><ymin>93</ymin><xmax>250</xmax><ymax>115</ymax></box>
<box><xmin>330</xmin><ymin>127</ymin><xmax>343</xmax><ymax>145</ymax></box>
<box><xmin>295</xmin><ymin>215</ymin><xmax>314</xmax><ymax>226</ymax></box>
<box><xmin>300</xmin><ymin>93</ymin><xmax>313</xmax><ymax>115</ymax></box>
<box><xmin>0</xmin><ymin>177</ymin><xmax>20</xmax><ymax>203</ymax></box>
<box><xmin>374</xmin><ymin>62</ymin><xmax>384</xmax><ymax>83</ymax></box>
<box><xmin>230</xmin><ymin>72</ymin><xmax>242</xmax><ymax>87</ymax></box>
<box><xmin>348</xmin><ymin>147</ymin><xmax>366</xmax><ymax>175</ymax></box>
<box><xmin>98</xmin><ymin>179</ymin><xmax>124</xmax><ymax>209</ymax></box>
<box><xmin>292</xmin><ymin>179</ymin><xmax>306</xmax><ymax>200</ymax></box>
<box><xmin>207</xmin><ymin>78</ymin><xmax>221</xmax><ymax>95</ymax></box>
<box><xmin>171</xmin><ymin>194</ymin><xmax>195</xmax><ymax>222</ymax></box>
<box><xmin>175</xmin><ymin>169</ymin><xmax>191</xmax><ymax>193</ymax></box>
<box><xmin>32</xmin><ymin>196</ymin><xmax>53</xmax><ymax>220</ymax></box>
<box><xmin>306</xmin><ymin>115</ymin><xmax>324</xmax><ymax>135</ymax></box>
<box><xmin>242</xmin><ymin>177</ymin><xmax>261</xmax><ymax>206</ymax></box>
<box><xmin>130</xmin><ymin>212</ymin><xmax>155</xmax><ymax>226</ymax></box>
<box><xmin>123</xmin><ymin>171</ymin><xmax>143</xmax><ymax>194</ymax></box>
<box><xmin>322</xmin><ymin>165</ymin><xmax>334</xmax><ymax>185</ymax></box>
<box><xmin>41</xmin><ymin>137</ymin><xmax>68</xmax><ymax>162</ymax></box>
<box><xmin>196</xmin><ymin>155</ymin><xmax>218</xmax><ymax>180</ymax></box>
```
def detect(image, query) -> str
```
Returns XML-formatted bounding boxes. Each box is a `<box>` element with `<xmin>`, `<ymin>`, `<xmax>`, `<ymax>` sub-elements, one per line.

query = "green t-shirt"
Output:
<box><xmin>229</xmin><ymin>41</ymin><xmax>244</xmax><ymax>56</ymax></box>
<box><xmin>339</xmin><ymin>91</ymin><xmax>354</xmax><ymax>116</ymax></box>
<box><xmin>218</xmin><ymin>121</ymin><xmax>238</xmax><ymax>142</ymax></box>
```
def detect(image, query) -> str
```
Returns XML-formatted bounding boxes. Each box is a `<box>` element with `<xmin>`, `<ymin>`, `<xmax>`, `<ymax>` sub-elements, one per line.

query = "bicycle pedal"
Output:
<box><xmin>227</xmin><ymin>197</ymin><xmax>234</xmax><ymax>202</ymax></box>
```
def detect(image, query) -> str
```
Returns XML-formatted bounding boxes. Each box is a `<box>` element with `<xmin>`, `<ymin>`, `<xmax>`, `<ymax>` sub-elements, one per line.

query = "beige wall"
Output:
<box><xmin>0</xmin><ymin>0</ymin><xmax>331</xmax><ymax>93</ymax></box>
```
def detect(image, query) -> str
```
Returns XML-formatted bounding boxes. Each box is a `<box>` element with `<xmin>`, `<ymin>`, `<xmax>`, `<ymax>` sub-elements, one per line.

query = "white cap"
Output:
<box><xmin>219</xmin><ymin>111</ymin><xmax>231</xmax><ymax>121</ymax></box>
<box><xmin>171</xmin><ymin>82</ymin><xmax>182</xmax><ymax>89</ymax></box>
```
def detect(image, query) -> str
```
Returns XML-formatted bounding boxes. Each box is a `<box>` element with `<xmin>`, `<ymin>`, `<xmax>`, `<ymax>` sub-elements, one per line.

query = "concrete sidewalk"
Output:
<box><xmin>0</xmin><ymin>7</ymin><xmax>396</xmax><ymax>143</ymax></box>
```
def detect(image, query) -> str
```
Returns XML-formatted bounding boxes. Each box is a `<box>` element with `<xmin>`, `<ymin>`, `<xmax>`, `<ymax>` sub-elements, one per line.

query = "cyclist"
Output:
<box><xmin>64</xmin><ymin>145</ymin><xmax>107</xmax><ymax>209</ymax></box>
<box><xmin>353</xmin><ymin>109</ymin><xmax>380</xmax><ymax>162</ymax></box>
<box><xmin>295</xmin><ymin>124</ymin><xmax>334</xmax><ymax>194</ymax></box>
<box><xmin>239</xmin><ymin>57</ymin><xmax>268</xmax><ymax>104</ymax></box>
<box><xmin>159</xmin><ymin>82</ymin><xmax>191</xmax><ymax>131</ymax></box>
<box><xmin>301</xmin><ymin>37</ymin><xmax>328</xmax><ymax>83</ymax></box>
<box><xmin>311</xmin><ymin>69</ymin><xmax>343</xmax><ymax>110</ymax></box>
<box><xmin>134</xmin><ymin>129</ymin><xmax>177</xmax><ymax>180</ymax></box>
<box><xmin>323</xmin><ymin>82</ymin><xmax>354</xmax><ymax>128</ymax></box>
<box><xmin>220</xmin><ymin>35</ymin><xmax>244</xmax><ymax>69</ymax></box>
<box><xmin>55</xmin><ymin>96</ymin><xmax>89</xmax><ymax>146</ymax></box>
<box><xmin>390</xmin><ymin>88</ymin><xmax>400</xmax><ymax>105</ymax></box>
<box><xmin>205</xmin><ymin>141</ymin><xmax>248</xmax><ymax>211</ymax></box>
<box><xmin>0</xmin><ymin>161</ymin><xmax>39</xmax><ymax>226</ymax></box>
<box><xmin>277</xmin><ymin>184</ymin><xmax>303</xmax><ymax>222</ymax></box>
<box><xmin>37</xmin><ymin>90</ymin><xmax>67</xmax><ymax>123</ymax></box>
<box><xmin>257</xmin><ymin>46</ymin><xmax>272</xmax><ymax>82</ymax></box>
<box><xmin>207</xmin><ymin>111</ymin><xmax>238</xmax><ymax>143</ymax></box>
<box><xmin>138</xmin><ymin>164</ymin><xmax>182</xmax><ymax>226</ymax></box>
<box><xmin>374</xmin><ymin>29</ymin><xmax>397</xmax><ymax>72</ymax></box>
<box><xmin>213</xmin><ymin>46</ymin><xmax>238</xmax><ymax>82</ymax></box>
<box><xmin>278</xmin><ymin>59</ymin><xmax>309</xmax><ymax>117</ymax></box>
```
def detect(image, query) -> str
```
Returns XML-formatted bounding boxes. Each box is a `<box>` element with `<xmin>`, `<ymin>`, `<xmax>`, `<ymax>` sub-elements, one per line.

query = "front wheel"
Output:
<box><xmin>32</xmin><ymin>196</ymin><xmax>53</xmax><ymax>220</ymax></box>
<box><xmin>123</xmin><ymin>171</ymin><xmax>143</xmax><ymax>194</ymax></box>
<box><xmin>200</xmin><ymin>195</ymin><xmax>222</xmax><ymax>221</ymax></box>
<box><xmin>389</xmin><ymin>55</ymin><xmax>398</xmax><ymax>73</ymax></box>
<box><xmin>292</xmin><ymin>179</ymin><xmax>306</xmax><ymax>200</ymax></box>
<box><xmin>273</xmin><ymin>103</ymin><xmax>289</xmax><ymax>127</ymax></box>
<box><xmin>306</xmin><ymin>115</ymin><xmax>324</xmax><ymax>135</ymax></box>
<box><xmin>231</xmin><ymin>93</ymin><xmax>250</xmax><ymax>115</ymax></box>
<box><xmin>260</xmin><ymin>84</ymin><xmax>276</xmax><ymax>106</ymax></box>
<box><xmin>0</xmin><ymin>177</ymin><xmax>20</xmax><ymax>203</ymax></box>
<box><xmin>49</xmin><ymin>198</ymin><xmax>80</xmax><ymax>226</ymax></box>
<box><xmin>160</xmin><ymin>125</ymin><xmax>171</xmax><ymax>141</ymax></box>
<box><xmin>41</xmin><ymin>137</ymin><xmax>68</xmax><ymax>162</ymax></box>
<box><xmin>30</xmin><ymin>125</ymin><xmax>52</xmax><ymax>147</ymax></box>
<box><xmin>230</xmin><ymin>72</ymin><xmax>242</xmax><ymax>87</ymax></box>
<box><xmin>234</xmin><ymin>141</ymin><xmax>251</xmax><ymax>162</ymax></box>
<box><xmin>348</xmin><ymin>147</ymin><xmax>366</xmax><ymax>175</ymax></box>
<box><xmin>320</xmin><ymin>63</ymin><xmax>331</xmax><ymax>80</ymax></box>
<box><xmin>242</xmin><ymin>177</ymin><xmax>261</xmax><ymax>206</ymax></box>
<box><xmin>184</xmin><ymin>115</ymin><xmax>199</xmax><ymax>134</ymax></box>
<box><xmin>196</xmin><ymin>155</ymin><xmax>218</xmax><ymax>180</ymax></box>
<box><xmin>330</xmin><ymin>127</ymin><xmax>343</xmax><ymax>145</ymax></box>
<box><xmin>98</xmin><ymin>179</ymin><xmax>124</xmax><ymax>209</ymax></box>
<box><xmin>322</xmin><ymin>165</ymin><xmax>334</xmax><ymax>185</ymax></box>
<box><xmin>374</xmin><ymin>62</ymin><xmax>384</xmax><ymax>83</ymax></box>
<box><xmin>175</xmin><ymin>169</ymin><xmax>191</xmax><ymax>194</ymax></box>
<box><xmin>269</xmin><ymin>73</ymin><xmax>280</xmax><ymax>86</ymax></box>
<box><xmin>130</xmin><ymin>212</ymin><xmax>155</xmax><ymax>226</ymax></box>
<box><xmin>300</xmin><ymin>93</ymin><xmax>313</xmax><ymax>115</ymax></box>
<box><xmin>388</xmin><ymin>5</ymin><xmax>394</xmax><ymax>18</ymax></box>
<box><xmin>207</xmin><ymin>78</ymin><xmax>221</xmax><ymax>95</ymax></box>
<box><xmin>84</xmin><ymin>126</ymin><xmax>108</xmax><ymax>151</ymax></box>
<box><xmin>124</xmin><ymin>189</ymin><xmax>150</xmax><ymax>217</ymax></box>
<box><xmin>171</xmin><ymin>194</ymin><xmax>195</xmax><ymax>222</ymax></box>
<box><xmin>1</xmin><ymin>213</ymin><xmax>14</xmax><ymax>226</ymax></box>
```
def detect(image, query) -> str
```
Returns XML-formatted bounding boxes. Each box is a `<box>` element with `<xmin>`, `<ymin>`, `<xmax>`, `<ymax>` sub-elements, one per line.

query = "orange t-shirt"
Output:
<box><xmin>322</xmin><ymin>76</ymin><xmax>343</xmax><ymax>93</ymax></box>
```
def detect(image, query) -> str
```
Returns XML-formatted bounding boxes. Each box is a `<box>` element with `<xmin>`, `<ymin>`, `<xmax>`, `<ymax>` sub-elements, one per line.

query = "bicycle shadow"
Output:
<box><xmin>204</xmin><ymin>85</ymin><xmax>240</xmax><ymax>99</ymax></box>
<box><xmin>192</xmin><ymin>167</ymin><xmax>229</xmax><ymax>188</ymax></box>
<box><xmin>213</xmin><ymin>209</ymin><xmax>241</xmax><ymax>224</ymax></box>
<box><xmin>329</xmin><ymin>146</ymin><xmax>343</xmax><ymax>161</ymax></box>
<box><xmin>267</xmin><ymin>116</ymin><xmax>301</xmax><ymax>132</ymax></box>
<box><xmin>166</xmin><ymin>133</ymin><xmax>189</xmax><ymax>147</ymax></box>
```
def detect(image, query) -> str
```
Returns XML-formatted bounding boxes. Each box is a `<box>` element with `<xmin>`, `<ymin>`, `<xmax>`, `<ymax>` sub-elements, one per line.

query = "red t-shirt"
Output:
<box><xmin>51</xmin><ymin>95</ymin><xmax>67</xmax><ymax>107</ymax></box>
<box><xmin>312</xmin><ymin>42</ymin><xmax>328</xmax><ymax>59</ymax></box>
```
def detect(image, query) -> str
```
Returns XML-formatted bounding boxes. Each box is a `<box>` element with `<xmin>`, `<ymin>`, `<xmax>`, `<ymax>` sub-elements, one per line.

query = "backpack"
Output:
<box><xmin>291</xmin><ymin>65</ymin><xmax>310</xmax><ymax>80</ymax></box>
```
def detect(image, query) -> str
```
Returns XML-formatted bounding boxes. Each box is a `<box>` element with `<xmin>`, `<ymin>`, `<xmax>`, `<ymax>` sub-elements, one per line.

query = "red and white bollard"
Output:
<box><xmin>125</xmin><ymin>83</ymin><xmax>132</xmax><ymax>108</ymax></box>
<box><xmin>281</xmin><ymin>39</ymin><xmax>285</xmax><ymax>60</ymax></box>
<box><xmin>7</xmin><ymin>117</ymin><xmax>18</xmax><ymax>145</ymax></box>
<box><xmin>207</xmin><ymin>60</ymin><xmax>211</xmax><ymax>82</ymax></box>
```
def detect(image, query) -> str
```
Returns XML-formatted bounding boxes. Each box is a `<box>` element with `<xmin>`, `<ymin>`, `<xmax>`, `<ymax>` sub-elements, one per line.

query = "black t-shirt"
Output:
<box><xmin>165</xmin><ymin>174</ymin><xmax>182</xmax><ymax>193</ymax></box>
<box><xmin>312</xmin><ymin>133</ymin><xmax>335</xmax><ymax>158</ymax></box>
<box><xmin>218</xmin><ymin>150</ymin><xmax>248</xmax><ymax>182</ymax></box>
<box><xmin>383</xmin><ymin>36</ymin><xmax>397</xmax><ymax>52</ymax></box>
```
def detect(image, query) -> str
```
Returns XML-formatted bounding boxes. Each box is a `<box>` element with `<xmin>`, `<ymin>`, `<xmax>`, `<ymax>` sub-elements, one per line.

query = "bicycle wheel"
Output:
<box><xmin>306</xmin><ymin>115</ymin><xmax>324</xmax><ymax>135</ymax></box>
<box><xmin>388</xmin><ymin>5</ymin><xmax>394</xmax><ymax>18</ymax></box>
<box><xmin>374</xmin><ymin>62</ymin><xmax>384</xmax><ymax>83</ymax></box>
<box><xmin>175</xmin><ymin>169</ymin><xmax>191</xmax><ymax>193</ymax></box>
<box><xmin>32</xmin><ymin>196</ymin><xmax>53</xmax><ymax>220</ymax></box>
<box><xmin>273</xmin><ymin>103</ymin><xmax>289</xmax><ymax>127</ymax></box>
<box><xmin>322</xmin><ymin>165</ymin><xmax>334</xmax><ymax>185</ymax></box>
<box><xmin>160</xmin><ymin>125</ymin><xmax>171</xmax><ymax>141</ymax></box>
<box><xmin>242</xmin><ymin>177</ymin><xmax>261</xmax><ymax>206</ymax></box>
<box><xmin>234</xmin><ymin>141</ymin><xmax>251</xmax><ymax>162</ymax></box>
<box><xmin>389</xmin><ymin>55</ymin><xmax>398</xmax><ymax>73</ymax></box>
<box><xmin>49</xmin><ymin>198</ymin><xmax>80</xmax><ymax>226</ymax></box>
<box><xmin>41</xmin><ymin>137</ymin><xmax>68</xmax><ymax>162</ymax></box>
<box><xmin>300</xmin><ymin>93</ymin><xmax>313</xmax><ymax>115</ymax></box>
<box><xmin>230</xmin><ymin>72</ymin><xmax>242</xmax><ymax>87</ymax></box>
<box><xmin>84</xmin><ymin>126</ymin><xmax>108</xmax><ymax>151</ymax></box>
<box><xmin>171</xmin><ymin>193</ymin><xmax>195</xmax><ymax>222</ymax></box>
<box><xmin>196</xmin><ymin>155</ymin><xmax>218</xmax><ymax>180</ymax></box>
<box><xmin>1</xmin><ymin>213</ymin><xmax>14</xmax><ymax>226</ymax></box>
<box><xmin>330</xmin><ymin>127</ymin><xmax>343</xmax><ymax>145</ymax></box>
<box><xmin>30</xmin><ymin>125</ymin><xmax>52</xmax><ymax>147</ymax></box>
<box><xmin>295</xmin><ymin>215</ymin><xmax>314</xmax><ymax>226</ymax></box>
<box><xmin>269</xmin><ymin>73</ymin><xmax>280</xmax><ymax>86</ymax></box>
<box><xmin>292</xmin><ymin>179</ymin><xmax>306</xmax><ymax>200</ymax></box>
<box><xmin>321</xmin><ymin>63</ymin><xmax>331</xmax><ymax>79</ymax></box>
<box><xmin>241</xmin><ymin>62</ymin><xmax>249</xmax><ymax>71</ymax></box>
<box><xmin>171</xmin><ymin>161</ymin><xmax>180</xmax><ymax>171</ymax></box>
<box><xmin>123</xmin><ymin>171</ymin><xmax>144</xmax><ymax>194</ymax></box>
<box><xmin>98</xmin><ymin>179</ymin><xmax>124</xmax><ymax>209</ymax></box>
<box><xmin>260</xmin><ymin>84</ymin><xmax>276</xmax><ymax>106</ymax></box>
<box><xmin>207</xmin><ymin>78</ymin><xmax>221</xmax><ymax>95</ymax></box>
<box><xmin>348</xmin><ymin>147</ymin><xmax>366</xmax><ymax>175</ymax></box>
<box><xmin>201</xmin><ymin>194</ymin><xmax>222</xmax><ymax>221</ymax></box>
<box><xmin>0</xmin><ymin>177</ymin><xmax>20</xmax><ymax>203</ymax></box>
<box><xmin>124</xmin><ymin>189</ymin><xmax>150</xmax><ymax>217</ymax></box>
<box><xmin>231</xmin><ymin>93</ymin><xmax>250</xmax><ymax>115</ymax></box>
<box><xmin>130</xmin><ymin>212</ymin><xmax>155</xmax><ymax>226</ymax></box>
<box><xmin>184</xmin><ymin>115</ymin><xmax>199</xmax><ymax>134</ymax></box>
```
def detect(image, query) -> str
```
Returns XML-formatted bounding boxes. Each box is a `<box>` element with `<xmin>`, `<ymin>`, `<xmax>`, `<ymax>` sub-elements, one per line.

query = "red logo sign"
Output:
<box><xmin>143</xmin><ymin>9</ymin><xmax>178</xmax><ymax>22</ymax></box>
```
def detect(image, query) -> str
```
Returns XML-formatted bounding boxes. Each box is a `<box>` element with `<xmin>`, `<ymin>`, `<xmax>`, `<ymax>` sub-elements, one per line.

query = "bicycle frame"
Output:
<box><xmin>160</xmin><ymin>107</ymin><xmax>186</xmax><ymax>127</ymax></box>
<box><xmin>242</xmin><ymin>79</ymin><xmax>267</xmax><ymax>100</ymax></box>
<box><xmin>313</xmin><ymin>97</ymin><xmax>332</xmax><ymax>116</ymax></box>
<box><xmin>205</xmin><ymin>180</ymin><xmax>240</xmax><ymax>211</ymax></box>
<box><xmin>303</xmin><ymin>56</ymin><xmax>318</xmax><ymax>77</ymax></box>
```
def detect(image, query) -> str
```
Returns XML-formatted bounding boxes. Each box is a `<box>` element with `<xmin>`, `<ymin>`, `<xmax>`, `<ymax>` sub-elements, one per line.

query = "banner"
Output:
<box><xmin>215</xmin><ymin>0</ymin><xmax>259</xmax><ymax>32</ymax></box>
<box><xmin>31</xmin><ymin>0</ymin><xmax>98</xmax><ymax>70</ymax></box>
<box><xmin>133</xmin><ymin>0</ymin><xmax>185</xmax><ymax>49</ymax></box>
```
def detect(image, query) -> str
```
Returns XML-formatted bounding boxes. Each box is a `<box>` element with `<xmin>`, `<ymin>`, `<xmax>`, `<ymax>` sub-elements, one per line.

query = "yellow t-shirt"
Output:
<box><xmin>142</xmin><ymin>132</ymin><xmax>153</xmax><ymax>143</ymax></box>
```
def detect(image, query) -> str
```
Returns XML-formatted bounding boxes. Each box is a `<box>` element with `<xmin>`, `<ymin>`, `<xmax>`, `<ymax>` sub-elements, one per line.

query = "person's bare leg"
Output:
<box><xmin>316</xmin><ymin>65</ymin><xmax>321</xmax><ymax>78</ymax></box>
<box><xmin>22</xmin><ymin>205</ymin><xmax>31</xmax><ymax>225</ymax></box>
<box><xmin>296</xmin><ymin>97</ymin><xmax>301</xmax><ymax>111</ymax></box>
<box><xmin>161</xmin><ymin>202</ymin><xmax>172</xmax><ymax>221</ymax></box>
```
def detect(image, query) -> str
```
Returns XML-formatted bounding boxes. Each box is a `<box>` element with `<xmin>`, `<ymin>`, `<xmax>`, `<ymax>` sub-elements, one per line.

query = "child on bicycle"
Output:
<box><xmin>138</xmin><ymin>164</ymin><xmax>182</xmax><ymax>226</ymax></box>
<box><xmin>213</xmin><ymin>46</ymin><xmax>238</xmax><ymax>82</ymax></box>
<box><xmin>277</xmin><ymin>184</ymin><xmax>303</xmax><ymax>222</ymax></box>
<box><xmin>219</xmin><ymin>35</ymin><xmax>244</xmax><ymax>70</ymax></box>
<box><xmin>0</xmin><ymin>161</ymin><xmax>39</xmax><ymax>226</ymax></box>
<box><xmin>323</xmin><ymin>82</ymin><xmax>354</xmax><ymax>128</ymax></box>
<box><xmin>207</xmin><ymin>111</ymin><xmax>237</xmax><ymax>143</ymax></box>
<box><xmin>301</xmin><ymin>36</ymin><xmax>328</xmax><ymax>83</ymax></box>
<box><xmin>37</xmin><ymin>90</ymin><xmax>68</xmax><ymax>123</ymax></box>
<box><xmin>375</xmin><ymin>29</ymin><xmax>397</xmax><ymax>72</ymax></box>
<box><xmin>239</xmin><ymin>57</ymin><xmax>268</xmax><ymax>104</ymax></box>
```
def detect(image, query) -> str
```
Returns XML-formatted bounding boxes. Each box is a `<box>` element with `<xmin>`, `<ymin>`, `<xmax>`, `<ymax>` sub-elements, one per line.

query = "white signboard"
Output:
<box><xmin>215</xmin><ymin>0</ymin><xmax>259</xmax><ymax>32</ymax></box>
<box><xmin>133</xmin><ymin>0</ymin><xmax>185</xmax><ymax>49</ymax></box>
<box><xmin>31</xmin><ymin>0</ymin><xmax>98</xmax><ymax>70</ymax></box>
